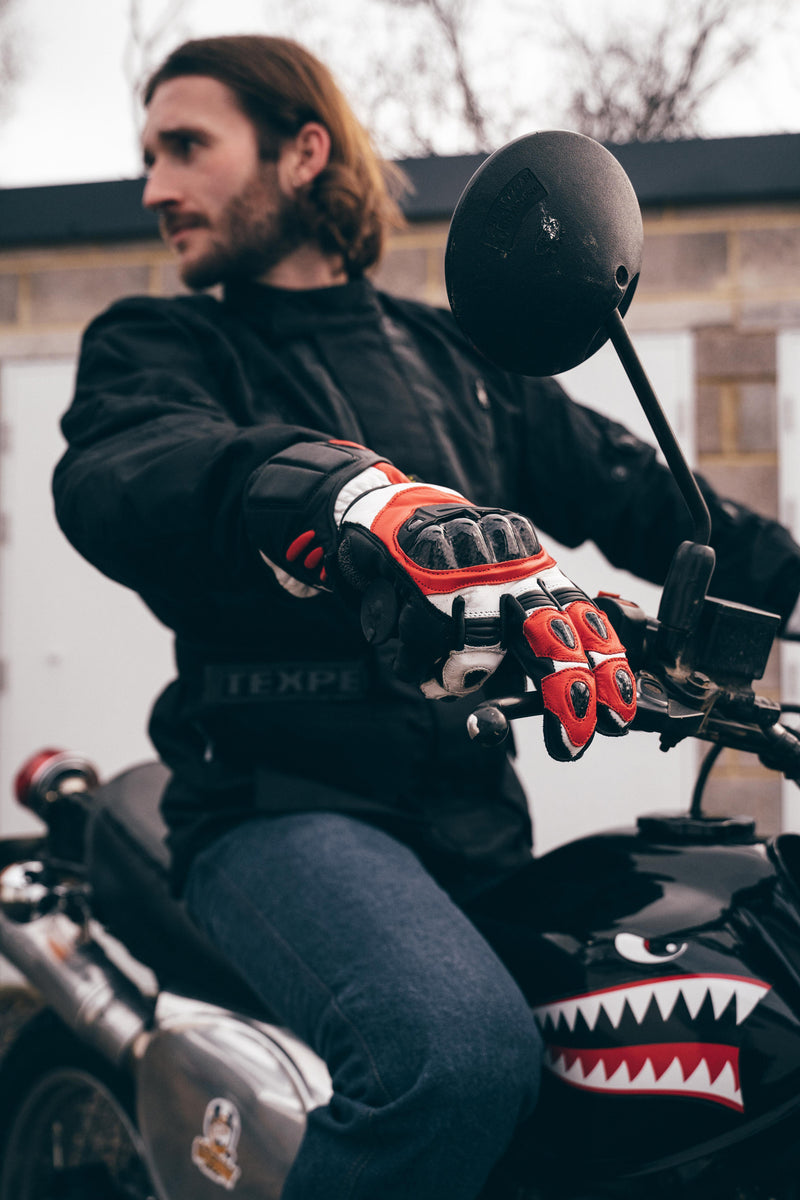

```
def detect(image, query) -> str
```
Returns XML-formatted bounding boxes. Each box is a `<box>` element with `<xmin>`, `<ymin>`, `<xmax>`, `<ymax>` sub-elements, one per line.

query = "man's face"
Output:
<box><xmin>142</xmin><ymin>75</ymin><xmax>306</xmax><ymax>289</ymax></box>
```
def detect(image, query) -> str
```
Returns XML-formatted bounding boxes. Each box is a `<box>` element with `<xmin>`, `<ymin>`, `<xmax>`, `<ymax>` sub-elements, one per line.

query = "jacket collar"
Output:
<box><xmin>223</xmin><ymin>276</ymin><xmax>381</xmax><ymax>340</ymax></box>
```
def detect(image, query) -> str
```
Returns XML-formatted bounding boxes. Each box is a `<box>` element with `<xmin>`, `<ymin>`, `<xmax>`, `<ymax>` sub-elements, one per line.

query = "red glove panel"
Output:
<box><xmin>503</xmin><ymin>587</ymin><xmax>636</xmax><ymax>761</ymax></box>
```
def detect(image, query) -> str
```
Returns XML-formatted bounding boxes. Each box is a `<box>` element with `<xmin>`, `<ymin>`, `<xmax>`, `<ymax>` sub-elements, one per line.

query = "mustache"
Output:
<box><xmin>159</xmin><ymin>211</ymin><xmax>210</xmax><ymax>238</ymax></box>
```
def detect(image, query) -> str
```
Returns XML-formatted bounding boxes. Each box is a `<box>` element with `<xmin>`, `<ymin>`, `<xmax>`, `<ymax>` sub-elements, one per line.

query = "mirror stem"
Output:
<box><xmin>605</xmin><ymin>309</ymin><xmax>711</xmax><ymax>546</ymax></box>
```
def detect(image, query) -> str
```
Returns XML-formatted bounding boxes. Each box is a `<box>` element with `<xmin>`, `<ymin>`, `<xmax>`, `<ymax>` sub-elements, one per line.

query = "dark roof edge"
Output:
<box><xmin>396</xmin><ymin>132</ymin><xmax>800</xmax><ymax>220</ymax></box>
<box><xmin>1</xmin><ymin>131</ymin><xmax>799</xmax><ymax>250</ymax></box>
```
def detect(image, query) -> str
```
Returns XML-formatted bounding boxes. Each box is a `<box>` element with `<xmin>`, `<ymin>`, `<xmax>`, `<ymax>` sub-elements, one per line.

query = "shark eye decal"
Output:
<box><xmin>615</xmin><ymin>933</ymin><xmax>687</xmax><ymax>965</ymax></box>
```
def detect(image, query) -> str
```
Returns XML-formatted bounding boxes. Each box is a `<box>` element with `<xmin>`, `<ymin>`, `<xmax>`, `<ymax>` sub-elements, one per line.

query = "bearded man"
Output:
<box><xmin>53</xmin><ymin>35</ymin><xmax>800</xmax><ymax>1200</ymax></box>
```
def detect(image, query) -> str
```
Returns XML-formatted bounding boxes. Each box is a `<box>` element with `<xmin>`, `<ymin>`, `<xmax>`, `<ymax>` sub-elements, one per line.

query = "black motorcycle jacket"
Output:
<box><xmin>53</xmin><ymin>277</ymin><xmax>800</xmax><ymax>890</ymax></box>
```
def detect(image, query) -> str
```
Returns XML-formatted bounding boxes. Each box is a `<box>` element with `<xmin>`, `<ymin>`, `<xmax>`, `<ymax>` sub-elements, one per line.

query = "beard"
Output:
<box><xmin>176</xmin><ymin>163</ymin><xmax>312</xmax><ymax>291</ymax></box>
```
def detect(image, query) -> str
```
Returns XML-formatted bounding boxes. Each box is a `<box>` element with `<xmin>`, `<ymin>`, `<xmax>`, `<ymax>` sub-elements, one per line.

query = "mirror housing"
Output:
<box><xmin>445</xmin><ymin>130</ymin><xmax>643</xmax><ymax>376</ymax></box>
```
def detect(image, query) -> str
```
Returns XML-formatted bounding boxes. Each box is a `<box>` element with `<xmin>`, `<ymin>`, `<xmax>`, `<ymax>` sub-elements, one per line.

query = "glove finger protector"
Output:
<box><xmin>502</xmin><ymin>576</ymin><xmax>637</xmax><ymax>762</ymax></box>
<box><xmin>563</xmin><ymin>596</ymin><xmax>638</xmax><ymax>737</ymax></box>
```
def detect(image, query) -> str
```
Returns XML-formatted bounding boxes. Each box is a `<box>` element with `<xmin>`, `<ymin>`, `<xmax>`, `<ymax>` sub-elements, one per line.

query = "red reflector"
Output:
<box><xmin>14</xmin><ymin>749</ymin><xmax>68</xmax><ymax>805</ymax></box>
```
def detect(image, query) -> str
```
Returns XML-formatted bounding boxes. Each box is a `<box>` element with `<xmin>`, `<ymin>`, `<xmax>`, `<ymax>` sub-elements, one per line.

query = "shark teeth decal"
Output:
<box><xmin>546</xmin><ymin>1041</ymin><xmax>744</xmax><ymax>1110</ymax></box>
<box><xmin>532</xmin><ymin>974</ymin><xmax>771</xmax><ymax>1111</ymax></box>
<box><xmin>532</xmin><ymin>973</ymin><xmax>770</xmax><ymax>1033</ymax></box>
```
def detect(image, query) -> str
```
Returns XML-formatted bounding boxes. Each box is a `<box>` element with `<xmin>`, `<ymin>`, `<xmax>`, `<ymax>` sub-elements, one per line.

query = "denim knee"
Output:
<box><xmin>357</xmin><ymin>972</ymin><xmax>543</xmax><ymax>1143</ymax></box>
<box><xmin>430</xmin><ymin>990</ymin><xmax>542</xmax><ymax>1132</ymax></box>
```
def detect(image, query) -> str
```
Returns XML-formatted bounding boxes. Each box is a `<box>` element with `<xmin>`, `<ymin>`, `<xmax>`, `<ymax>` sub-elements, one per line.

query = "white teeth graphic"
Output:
<box><xmin>657</xmin><ymin>1057</ymin><xmax>685</xmax><ymax>1090</ymax></box>
<box><xmin>534</xmin><ymin>974</ymin><xmax>771</xmax><ymax>1111</ymax></box>
<box><xmin>732</xmin><ymin>980</ymin><xmax>771</xmax><ymax>1024</ymax></box>
<box><xmin>532</xmin><ymin>974</ymin><xmax>770</xmax><ymax>1034</ymax></box>
<box><xmin>653</xmin><ymin>979</ymin><xmax>682</xmax><ymax>1022</ymax></box>
<box><xmin>583</xmin><ymin>1060</ymin><xmax>607</xmax><ymax>1088</ymax></box>
<box><xmin>577</xmin><ymin>993</ymin><xmax>602</xmax><ymax>1031</ymax></box>
<box><xmin>561</xmin><ymin>1055</ymin><xmax>586</xmax><ymax>1086</ymax></box>
<box><xmin>548</xmin><ymin>1050</ymin><xmax>745</xmax><ymax>1110</ymax></box>
<box><xmin>627</xmin><ymin>984</ymin><xmax>654</xmax><ymax>1025</ymax></box>
<box><xmin>606</xmin><ymin>1060</ymin><xmax>630</xmax><ymax>1088</ymax></box>
<box><xmin>709</xmin><ymin>979</ymin><xmax>734</xmax><ymax>1020</ymax></box>
<box><xmin>599</xmin><ymin>989</ymin><xmax>627</xmax><ymax>1029</ymax></box>
<box><xmin>557</xmin><ymin>999</ymin><xmax>580</xmax><ymax>1032</ymax></box>
<box><xmin>631</xmin><ymin>1057</ymin><xmax>658</xmax><ymax>1090</ymax></box>
<box><xmin>680</xmin><ymin>978</ymin><xmax>709</xmax><ymax>1021</ymax></box>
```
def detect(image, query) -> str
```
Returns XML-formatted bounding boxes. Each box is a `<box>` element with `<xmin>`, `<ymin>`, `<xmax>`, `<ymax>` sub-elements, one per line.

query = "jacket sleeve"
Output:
<box><xmin>53</xmin><ymin>297</ymin><xmax>328</xmax><ymax>602</ymax></box>
<box><xmin>517</xmin><ymin>375</ymin><xmax>800</xmax><ymax>625</ymax></box>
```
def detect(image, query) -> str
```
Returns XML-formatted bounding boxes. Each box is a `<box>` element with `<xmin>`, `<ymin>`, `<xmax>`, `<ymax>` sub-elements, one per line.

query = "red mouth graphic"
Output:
<box><xmin>546</xmin><ymin>1040</ymin><xmax>742</xmax><ymax>1110</ymax></box>
<box><xmin>532</xmin><ymin>973</ymin><xmax>771</xmax><ymax>1112</ymax></box>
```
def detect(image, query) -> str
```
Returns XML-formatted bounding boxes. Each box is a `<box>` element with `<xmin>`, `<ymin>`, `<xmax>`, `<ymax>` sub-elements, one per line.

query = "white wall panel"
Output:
<box><xmin>514</xmin><ymin>332</ymin><xmax>698</xmax><ymax>854</ymax></box>
<box><xmin>0</xmin><ymin>360</ymin><xmax>173</xmax><ymax>836</ymax></box>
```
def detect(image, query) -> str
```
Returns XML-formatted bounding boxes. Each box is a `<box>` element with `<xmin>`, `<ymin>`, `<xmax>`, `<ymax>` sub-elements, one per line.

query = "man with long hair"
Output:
<box><xmin>54</xmin><ymin>35</ymin><xmax>800</xmax><ymax>1199</ymax></box>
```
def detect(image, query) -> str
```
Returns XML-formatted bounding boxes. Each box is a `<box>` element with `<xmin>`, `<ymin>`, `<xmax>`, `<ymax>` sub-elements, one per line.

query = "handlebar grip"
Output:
<box><xmin>467</xmin><ymin>693</ymin><xmax>545</xmax><ymax>746</ymax></box>
<box><xmin>467</xmin><ymin>704</ymin><xmax>510</xmax><ymax>746</ymax></box>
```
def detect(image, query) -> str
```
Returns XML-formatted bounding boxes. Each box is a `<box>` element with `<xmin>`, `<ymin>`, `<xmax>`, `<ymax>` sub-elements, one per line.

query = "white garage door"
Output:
<box><xmin>0</xmin><ymin>359</ymin><xmax>174</xmax><ymax>837</ymax></box>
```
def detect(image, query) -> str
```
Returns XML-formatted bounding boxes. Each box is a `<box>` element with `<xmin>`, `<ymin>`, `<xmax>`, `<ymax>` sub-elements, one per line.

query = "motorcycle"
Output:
<box><xmin>2</xmin><ymin>130</ymin><xmax>800</xmax><ymax>1200</ymax></box>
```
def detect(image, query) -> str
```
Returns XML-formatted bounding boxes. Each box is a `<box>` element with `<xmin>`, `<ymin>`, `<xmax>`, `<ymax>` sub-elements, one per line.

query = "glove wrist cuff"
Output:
<box><xmin>244</xmin><ymin>440</ymin><xmax>408</xmax><ymax>592</ymax></box>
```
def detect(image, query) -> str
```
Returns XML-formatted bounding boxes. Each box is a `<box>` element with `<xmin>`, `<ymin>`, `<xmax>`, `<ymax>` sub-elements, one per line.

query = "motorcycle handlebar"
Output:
<box><xmin>466</xmin><ymin>539</ymin><xmax>799</xmax><ymax>785</ymax></box>
<box><xmin>468</xmin><ymin>682</ymin><xmax>800</xmax><ymax>785</ymax></box>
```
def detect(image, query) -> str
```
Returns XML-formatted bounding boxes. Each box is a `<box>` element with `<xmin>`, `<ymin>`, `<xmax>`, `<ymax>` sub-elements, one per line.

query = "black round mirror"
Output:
<box><xmin>445</xmin><ymin>130</ymin><xmax>643</xmax><ymax>376</ymax></box>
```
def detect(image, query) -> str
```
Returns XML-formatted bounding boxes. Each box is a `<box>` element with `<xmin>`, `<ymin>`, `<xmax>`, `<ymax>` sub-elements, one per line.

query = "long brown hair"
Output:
<box><xmin>144</xmin><ymin>35</ymin><xmax>407</xmax><ymax>276</ymax></box>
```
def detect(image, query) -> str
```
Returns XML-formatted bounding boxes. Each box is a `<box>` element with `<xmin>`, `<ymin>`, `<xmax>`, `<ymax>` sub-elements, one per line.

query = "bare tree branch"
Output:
<box><xmin>551</xmin><ymin>0</ymin><xmax>790</xmax><ymax>142</ymax></box>
<box><xmin>0</xmin><ymin>0</ymin><xmax>24</xmax><ymax>123</ymax></box>
<box><xmin>254</xmin><ymin>0</ymin><xmax>794</xmax><ymax>155</ymax></box>
<box><xmin>123</xmin><ymin>0</ymin><xmax>192</xmax><ymax>143</ymax></box>
<box><xmin>374</xmin><ymin>0</ymin><xmax>494</xmax><ymax>150</ymax></box>
<box><xmin>426</xmin><ymin>0</ymin><xmax>491</xmax><ymax>148</ymax></box>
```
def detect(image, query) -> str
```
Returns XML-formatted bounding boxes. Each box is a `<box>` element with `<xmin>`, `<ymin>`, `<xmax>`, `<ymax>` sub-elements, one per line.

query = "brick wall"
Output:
<box><xmin>636</xmin><ymin>204</ymin><xmax>800</xmax><ymax>830</ymax></box>
<box><xmin>2</xmin><ymin>196</ymin><xmax>800</xmax><ymax>831</ymax></box>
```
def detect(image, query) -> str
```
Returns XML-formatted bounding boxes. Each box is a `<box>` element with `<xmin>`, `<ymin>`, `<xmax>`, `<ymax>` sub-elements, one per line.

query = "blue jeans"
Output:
<box><xmin>185</xmin><ymin>812</ymin><xmax>543</xmax><ymax>1200</ymax></box>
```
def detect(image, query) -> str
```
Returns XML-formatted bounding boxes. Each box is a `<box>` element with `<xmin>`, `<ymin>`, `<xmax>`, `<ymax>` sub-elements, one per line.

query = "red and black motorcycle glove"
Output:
<box><xmin>338</xmin><ymin>481</ymin><xmax>637</xmax><ymax>761</ymax></box>
<box><xmin>244</xmin><ymin>440</ymin><xmax>636</xmax><ymax>761</ymax></box>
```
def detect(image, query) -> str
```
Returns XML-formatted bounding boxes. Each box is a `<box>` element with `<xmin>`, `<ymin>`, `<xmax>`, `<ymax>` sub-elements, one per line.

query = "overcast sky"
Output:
<box><xmin>1</xmin><ymin>0</ymin><xmax>799</xmax><ymax>190</ymax></box>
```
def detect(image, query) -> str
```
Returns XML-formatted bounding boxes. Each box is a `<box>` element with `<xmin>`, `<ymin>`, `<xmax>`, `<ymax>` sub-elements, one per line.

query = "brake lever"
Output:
<box><xmin>467</xmin><ymin>672</ymin><xmax>708</xmax><ymax>749</ymax></box>
<box><xmin>632</xmin><ymin>673</ymin><xmax>706</xmax><ymax>736</ymax></box>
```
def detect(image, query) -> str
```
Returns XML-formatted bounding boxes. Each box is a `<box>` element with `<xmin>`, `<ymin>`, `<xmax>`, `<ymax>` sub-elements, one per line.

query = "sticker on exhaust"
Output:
<box><xmin>192</xmin><ymin>1097</ymin><xmax>242</xmax><ymax>1190</ymax></box>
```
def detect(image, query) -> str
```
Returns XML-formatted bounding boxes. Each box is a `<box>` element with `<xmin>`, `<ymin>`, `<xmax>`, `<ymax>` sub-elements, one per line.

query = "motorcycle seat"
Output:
<box><xmin>86</xmin><ymin>760</ymin><xmax>267</xmax><ymax>1016</ymax></box>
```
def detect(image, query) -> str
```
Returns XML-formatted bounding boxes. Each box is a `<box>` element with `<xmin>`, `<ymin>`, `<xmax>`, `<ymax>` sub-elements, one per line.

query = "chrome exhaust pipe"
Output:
<box><xmin>0</xmin><ymin>861</ymin><xmax>151</xmax><ymax>1067</ymax></box>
